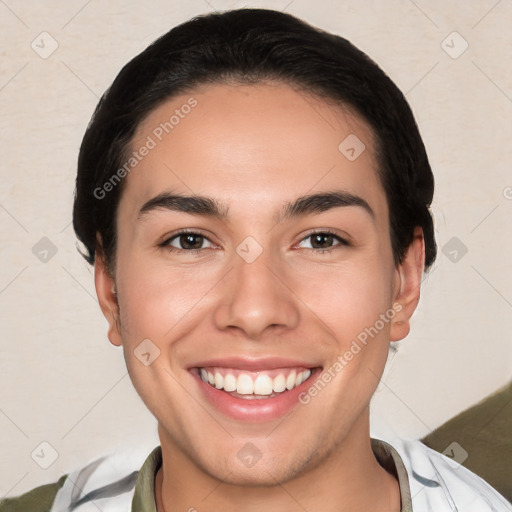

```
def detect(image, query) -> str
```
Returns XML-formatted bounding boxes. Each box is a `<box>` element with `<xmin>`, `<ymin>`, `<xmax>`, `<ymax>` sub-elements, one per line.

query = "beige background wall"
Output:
<box><xmin>1</xmin><ymin>0</ymin><xmax>511</xmax><ymax>498</ymax></box>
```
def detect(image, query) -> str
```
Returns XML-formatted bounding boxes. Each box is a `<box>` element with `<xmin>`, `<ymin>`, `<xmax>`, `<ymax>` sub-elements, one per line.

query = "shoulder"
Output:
<box><xmin>0</xmin><ymin>446</ymin><xmax>156</xmax><ymax>512</ymax></box>
<box><xmin>388</xmin><ymin>438</ymin><xmax>512</xmax><ymax>511</ymax></box>
<box><xmin>0</xmin><ymin>475</ymin><xmax>67</xmax><ymax>512</ymax></box>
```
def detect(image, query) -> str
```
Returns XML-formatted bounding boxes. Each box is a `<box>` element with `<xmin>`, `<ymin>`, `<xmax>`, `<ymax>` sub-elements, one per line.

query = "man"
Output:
<box><xmin>1</xmin><ymin>8</ymin><xmax>510</xmax><ymax>512</ymax></box>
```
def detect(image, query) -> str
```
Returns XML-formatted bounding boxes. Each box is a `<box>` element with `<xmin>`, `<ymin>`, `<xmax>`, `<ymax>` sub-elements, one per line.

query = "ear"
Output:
<box><xmin>389</xmin><ymin>226</ymin><xmax>425</xmax><ymax>342</ymax></box>
<box><xmin>94</xmin><ymin>249</ymin><xmax>122</xmax><ymax>347</ymax></box>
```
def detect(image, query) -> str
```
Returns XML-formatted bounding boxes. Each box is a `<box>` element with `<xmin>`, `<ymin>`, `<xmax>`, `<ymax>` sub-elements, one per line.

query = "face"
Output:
<box><xmin>96</xmin><ymin>82</ymin><xmax>423</xmax><ymax>486</ymax></box>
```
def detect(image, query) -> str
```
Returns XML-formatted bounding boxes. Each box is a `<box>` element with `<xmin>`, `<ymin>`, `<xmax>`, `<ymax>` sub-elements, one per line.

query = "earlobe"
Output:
<box><xmin>94</xmin><ymin>251</ymin><xmax>123</xmax><ymax>347</ymax></box>
<box><xmin>389</xmin><ymin>226</ymin><xmax>425</xmax><ymax>342</ymax></box>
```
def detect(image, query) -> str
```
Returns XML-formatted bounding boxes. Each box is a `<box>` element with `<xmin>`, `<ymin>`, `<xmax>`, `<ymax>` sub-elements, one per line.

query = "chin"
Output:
<box><xmin>198</xmin><ymin>442</ymin><xmax>322</xmax><ymax>488</ymax></box>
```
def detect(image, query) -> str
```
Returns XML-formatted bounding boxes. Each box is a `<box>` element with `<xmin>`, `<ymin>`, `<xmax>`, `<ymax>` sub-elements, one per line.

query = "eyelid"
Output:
<box><xmin>160</xmin><ymin>229</ymin><xmax>218</xmax><ymax>251</ymax></box>
<box><xmin>295</xmin><ymin>229</ymin><xmax>351</xmax><ymax>246</ymax></box>
<box><xmin>161</xmin><ymin>227</ymin><xmax>212</xmax><ymax>241</ymax></box>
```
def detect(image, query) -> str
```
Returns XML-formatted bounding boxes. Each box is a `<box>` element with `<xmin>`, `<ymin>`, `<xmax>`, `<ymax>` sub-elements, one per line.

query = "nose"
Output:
<box><xmin>213</xmin><ymin>248</ymin><xmax>300</xmax><ymax>340</ymax></box>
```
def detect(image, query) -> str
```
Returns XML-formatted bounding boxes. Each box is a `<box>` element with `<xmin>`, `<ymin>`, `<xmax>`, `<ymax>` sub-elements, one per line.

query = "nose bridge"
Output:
<box><xmin>214</xmin><ymin>241</ymin><xmax>299</xmax><ymax>338</ymax></box>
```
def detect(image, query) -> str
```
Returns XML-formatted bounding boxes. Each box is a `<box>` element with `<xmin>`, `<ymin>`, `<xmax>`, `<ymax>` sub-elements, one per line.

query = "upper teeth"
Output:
<box><xmin>199</xmin><ymin>368</ymin><xmax>312</xmax><ymax>395</ymax></box>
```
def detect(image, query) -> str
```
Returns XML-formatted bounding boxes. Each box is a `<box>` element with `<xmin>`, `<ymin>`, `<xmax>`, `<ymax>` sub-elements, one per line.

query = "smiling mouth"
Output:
<box><xmin>195</xmin><ymin>366</ymin><xmax>316</xmax><ymax>399</ymax></box>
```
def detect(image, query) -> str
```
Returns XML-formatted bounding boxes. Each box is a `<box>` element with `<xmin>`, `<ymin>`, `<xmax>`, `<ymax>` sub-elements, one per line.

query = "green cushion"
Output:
<box><xmin>422</xmin><ymin>381</ymin><xmax>512</xmax><ymax>502</ymax></box>
<box><xmin>0</xmin><ymin>474</ymin><xmax>67</xmax><ymax>512</ymax></box>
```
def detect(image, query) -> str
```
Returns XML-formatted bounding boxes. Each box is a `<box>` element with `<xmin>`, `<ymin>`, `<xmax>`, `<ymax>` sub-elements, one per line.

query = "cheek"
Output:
<box><xmin>115</xmin><ymin>254</ymin><xmax>222</xmax><ymax>343</ymax></box>
<box><xmin>290</xmin><ymin>257</ymin><xmax>395</xmax><ymax>343</ymax></box>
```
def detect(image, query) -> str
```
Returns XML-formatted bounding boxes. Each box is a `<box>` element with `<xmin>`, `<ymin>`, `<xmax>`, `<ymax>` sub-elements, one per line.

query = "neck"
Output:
<box><xmin>155</xmin><ymin>414</ymin><xmax>401</xmax><ymax>512</ymax></box>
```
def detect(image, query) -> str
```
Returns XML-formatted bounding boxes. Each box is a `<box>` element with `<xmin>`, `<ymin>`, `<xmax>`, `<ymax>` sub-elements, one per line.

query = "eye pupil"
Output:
<box><xmin>311</xmin><ymin>233</ymin><xmax>333</xmax><ymax>249</ymax></box>
<box><xmin>180</xmin><ymin>234</ymin><xmax>203</xmax><ymax>249</ymax></box>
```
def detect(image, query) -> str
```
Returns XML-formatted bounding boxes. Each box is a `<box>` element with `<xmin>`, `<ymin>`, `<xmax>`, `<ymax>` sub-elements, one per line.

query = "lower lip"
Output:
<box><xmin>191</xmin><ymin>369</ymin><xmax>321</xmax><ymax>423</ymax></box>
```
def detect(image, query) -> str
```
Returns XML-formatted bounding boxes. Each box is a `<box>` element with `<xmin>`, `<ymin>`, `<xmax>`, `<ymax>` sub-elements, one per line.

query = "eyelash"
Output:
<box><xmin>298</xmin><ymin>229</ymin><xmax>350</xmax><ymax>253</ymax></box>
<box><xmin>160</xmin><ymin>229</ymin><xmax>350</xmax><ymax>255</ymax></box>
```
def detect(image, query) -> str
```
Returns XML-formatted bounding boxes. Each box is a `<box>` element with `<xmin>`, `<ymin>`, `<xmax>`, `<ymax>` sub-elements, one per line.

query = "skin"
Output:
<box><xmin>95</xmin><ymin>82</ymin><xmax>425</xmax><ymax>511</ymax></box>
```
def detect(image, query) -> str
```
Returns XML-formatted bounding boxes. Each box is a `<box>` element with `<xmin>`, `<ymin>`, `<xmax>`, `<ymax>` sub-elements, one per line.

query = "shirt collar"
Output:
<box><xmin>371</xmin><ymin>438</ymin><xmax>413</xmax><ymax>512</ymax></box>
<box><xmin>131</xmin><ymin>445</ymin><xmax>162</xmax><ymax>512</ymax></box>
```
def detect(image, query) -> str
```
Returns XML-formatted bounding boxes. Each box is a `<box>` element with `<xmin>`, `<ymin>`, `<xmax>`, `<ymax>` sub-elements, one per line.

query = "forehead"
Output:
<box><xmin>121</xmin><ymin>82</ymin><xmax>387</xmax><ymax>224</ymax></box>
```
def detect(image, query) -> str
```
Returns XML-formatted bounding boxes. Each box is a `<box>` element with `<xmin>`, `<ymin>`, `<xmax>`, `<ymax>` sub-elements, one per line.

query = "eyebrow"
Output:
<box><xmin>277</xmin><ymin>190</ymin><xmax>374</xmax><ymax>223</ymax></box>
<box><xmin>137</xmin><ymin>190</ymin><xmax>374</xmax><ymax>222</ymax></box>
<box><xmin>138</xmin><ymin>192</ymin><xmax>229</xmax><ymax>220</ymax></box>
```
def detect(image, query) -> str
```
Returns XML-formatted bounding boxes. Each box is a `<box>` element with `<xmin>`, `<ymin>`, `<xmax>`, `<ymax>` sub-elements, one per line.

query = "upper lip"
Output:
<box><xmin>190</xmin><ymin>356</ymin><xmax>321</xmax><ymax>371</ymax></box>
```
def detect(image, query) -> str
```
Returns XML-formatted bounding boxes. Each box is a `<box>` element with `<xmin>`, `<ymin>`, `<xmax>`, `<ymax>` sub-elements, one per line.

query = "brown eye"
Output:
<box><xmin>310</xmin><ymin>233</ymin><xmax>335</xmax><ymax>249</ymax></box>
<box><xmin>297</xmin><ymin>231</ymin><xmax>348</xmax><ymax>251</ymax></box>
<box><xmin>164</xmin><ymin>232</ymin><xmax>214</xmax><ymax>251</ymax></box>
<box><xmin>179</xmin><ymin>233</ymin><xmax>204</xmax><ymax>249</ymax></box>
